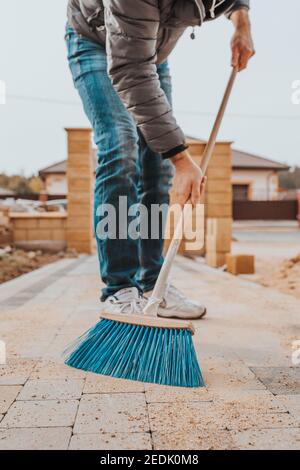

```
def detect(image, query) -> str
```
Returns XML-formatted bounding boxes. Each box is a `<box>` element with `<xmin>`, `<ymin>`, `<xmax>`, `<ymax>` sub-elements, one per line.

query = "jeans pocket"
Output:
<box><xmin>66</xmin><ymin>31</ymin><xmax>107</xmax><ymax>84</ymax></box>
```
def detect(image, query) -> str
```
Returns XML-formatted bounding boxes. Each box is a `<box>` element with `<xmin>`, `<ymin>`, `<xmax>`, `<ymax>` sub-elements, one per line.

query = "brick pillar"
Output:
<box><xmin>65</xmin><ymin>128</ymin><xmax>94</xmax><ymax>254</ymax></box>
<box><xmin>202</xmin><ymin>140</ymin><xmax>233</xmax><ymax>267</ymax></box>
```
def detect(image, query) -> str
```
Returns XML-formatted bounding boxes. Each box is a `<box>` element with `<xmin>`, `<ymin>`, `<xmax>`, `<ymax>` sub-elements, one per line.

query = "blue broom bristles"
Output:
<box><xmin>64</xmin><ymin>319</ymin><xmax>204</xmax><ymax>388</ymax></box>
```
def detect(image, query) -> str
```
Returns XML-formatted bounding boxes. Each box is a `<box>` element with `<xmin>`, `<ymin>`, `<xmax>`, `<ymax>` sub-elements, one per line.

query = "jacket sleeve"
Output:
<box><xmin>226</xmin><ymin>0</ymin><xmax>250</xmax><ymax>19</ymax></box>
<box><xmin>103</xmin><ymin>0</ymin><xmax>187</xmax><ymax>156</ymax></box>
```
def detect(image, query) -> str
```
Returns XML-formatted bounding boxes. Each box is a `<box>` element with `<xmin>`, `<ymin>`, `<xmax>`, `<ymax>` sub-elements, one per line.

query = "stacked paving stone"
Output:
<box><xmin>206</xmin><ymin>217</ymin><xmax>232</xmax><ymax>268</ymax></box>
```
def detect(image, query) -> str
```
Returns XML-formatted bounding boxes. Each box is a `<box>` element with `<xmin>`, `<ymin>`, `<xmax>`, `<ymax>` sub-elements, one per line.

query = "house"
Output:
<box><xmin>39</xmin><ymin>160</ymin><xmax>70</xmax><ymax>196</ymax></box>
<box><xmin>39</xmin><ymin>145</ymin><xmax>289</xmax><ymax>201</ymax></box>
<box><xmin>232</xmin><ymin>150</ymin><xmax>289</xmax><ymax>201</ymax></box>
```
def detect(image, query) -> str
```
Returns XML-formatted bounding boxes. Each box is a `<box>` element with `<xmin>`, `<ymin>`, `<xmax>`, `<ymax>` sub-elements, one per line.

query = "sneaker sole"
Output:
<box><xmin>158</xmin><ymin>308</ymin><xmax>207</xmax><ymax>321</ymax></box>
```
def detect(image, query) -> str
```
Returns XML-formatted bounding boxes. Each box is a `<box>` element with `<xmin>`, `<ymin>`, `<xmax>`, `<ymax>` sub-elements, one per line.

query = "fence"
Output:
<box><xmin>233</xmin><ymin>200</ymin><xmax>298</xmax><ymax>220</ymax></box>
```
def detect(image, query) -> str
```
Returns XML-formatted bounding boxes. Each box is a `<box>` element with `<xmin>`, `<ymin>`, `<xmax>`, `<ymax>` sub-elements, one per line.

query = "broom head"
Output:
<box><xmin>64</xmin><ymin>313</ymin><xmax>204</xmax><ymax>388</ymax></box>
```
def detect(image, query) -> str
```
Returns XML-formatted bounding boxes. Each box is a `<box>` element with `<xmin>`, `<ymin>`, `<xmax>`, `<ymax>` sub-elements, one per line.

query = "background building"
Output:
<box><xmin>232</xmin><ymin>150</ymin><xmax>289</xmax><ymax>201</ymax></box>
<box><xmin>39</xmin><ymin>143</ymin><xmax>289</xmax><ymax>202</ymax></box>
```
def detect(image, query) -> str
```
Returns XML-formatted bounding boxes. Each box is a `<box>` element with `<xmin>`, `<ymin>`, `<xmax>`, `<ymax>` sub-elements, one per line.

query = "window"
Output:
<box><xmin>232</xmin><ymin>184</ymin><xmax>250</xmax><ymax>201</ymax></box>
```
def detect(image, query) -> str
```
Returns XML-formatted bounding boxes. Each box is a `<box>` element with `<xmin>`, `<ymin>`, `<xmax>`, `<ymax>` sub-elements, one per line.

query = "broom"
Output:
<box><xmin>64</xmin><ymin>68</ymin><xmax>238</xmax><ymax>387</ymax></box>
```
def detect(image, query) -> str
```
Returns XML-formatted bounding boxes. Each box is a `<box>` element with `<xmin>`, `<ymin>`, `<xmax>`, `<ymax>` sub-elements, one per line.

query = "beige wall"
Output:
<box><xmin>232</xmin><ymin>169</ymin><xmax>279</xmax><ymax>200</ymax></box>
<box><xmin>10</xmin><ymin>213</ymin><xmax>67</xmax><ymax>244</ymax></box>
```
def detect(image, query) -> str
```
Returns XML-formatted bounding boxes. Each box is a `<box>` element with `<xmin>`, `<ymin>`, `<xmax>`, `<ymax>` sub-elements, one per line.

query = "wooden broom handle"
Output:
<box><xmin>201</xmin><ymin>67</ymin><xmax>238</xmax><ymax>175</ymax></box>
<box><xmin>143</xmin><ymin>68</ymin><xmax>238</xmax><ymax>317</ymax></box>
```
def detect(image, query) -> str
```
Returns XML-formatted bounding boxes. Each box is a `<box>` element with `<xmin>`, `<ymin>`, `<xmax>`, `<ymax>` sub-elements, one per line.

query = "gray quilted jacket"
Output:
<box><xmin>67</xmin><ymin>0</ymin><xmax>250</xmax><ymax>157</ymax></box>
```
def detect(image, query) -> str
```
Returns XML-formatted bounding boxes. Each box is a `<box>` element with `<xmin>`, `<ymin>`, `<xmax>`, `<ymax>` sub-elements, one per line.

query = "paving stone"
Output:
<box><xmin>152</xmin><ymin>429</ymin><xmax>235</xmax><ymax>450</ymax></box>
<box><xmin>148</xmin><ymin>402</ymin><xmax>298</xmax><ymax>433</ymax></box>
<box><xmin>69</xmin><ymin>432</ymin><xmax>152</xmax><ymax>450</ymax></box>
<box><xmin>0</xmin><ymin>359</ymin><xmax>36</xmax><ymax>385</ymax></box>
<box><xmin>17</xmin><ymin>379</ymin><xmax>84</xmax><ymax>401</ymax></box>
<box><xmin>233</xmin><ymin>340</ymin><xmax>293</xmax><ymax>368</ymax></box>
<box><xmin>74</xmin><ymin>393</ymin><xmax>149</xmax><ymax>434</ymax></box>
<box><xmin>30</xmin><ymin>361</ymin><xmax>86</xmax><ymax>380</ymax></box>
<box><xmin>0</xmin><ymin>427</ymin><xmax>72</xmax><ymax>450</ymax></box>
<box><xmin>149</xmin><ymin>402</ymin><xmax>212</xmax><ymax>433</ymax></box>
<box><xmin>251</xmin><ymin>367</ymin><xmax>300</xmax><ymax>395</ymax></box>
<box><xmin>0</xmin><ymin>260</ymin><xmax>83</xmax><ymax>308</ymax></box>
<box><xmin>59</xmin><ymin>316</ymin><xmax>98</xmax><ymax>335</ymax></box>
<box><xmin>1</xmin><ymin>254</ymin><xmax>300</xmax><ymax>450</ymax></box>
<box><xmin>211</xmin><ymin>390</ymin><xmax>287</xmax><ymax>413</ymax></box>
<box><xmin>230</xmin><ymin>428</ymin><xmax>300</xmax><ymax>450</ymax></box>
<box><xmin>42</xmin><ymin>334</ymin><xmax>86</xmax><ymax>361</ymax></box>
<box><xmin>19</xmin><ymin>337</ymin><xmax>57</xmax><ymax>360</ymax></box>
<box><xmin>84</xmin><ymin>374</ymin><xmax>145</xmax><ymax>394</ymax></box>
<box><xmin>200</xmin><ymin>355</ymin><xmax>266</xmax><ymax>392</ymax></box>
<box><xmin>274</xmin><ymin>395</ymin><xmax>300</xmax><ymax>420</ymax></box>
<box><xmin>145</xmin><ymin>383</ymin><xmax>212</xmax><ymax>403</ymax></box>
<box><xmin>0</xmin><ymin>386</ymin><xmax>22</xmax><ymax>413</ymax></box>
<box><xmin>0</xmin><ymin>400</ymin><xmax>78</xmax><ymax>428</ymax></box>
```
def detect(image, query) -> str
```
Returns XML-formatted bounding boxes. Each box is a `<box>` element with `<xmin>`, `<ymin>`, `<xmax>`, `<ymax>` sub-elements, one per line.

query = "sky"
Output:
<box><xmin>0</xmin><ymin>0</ymin><xmax>299</xmax><ymax>176</ymax></box>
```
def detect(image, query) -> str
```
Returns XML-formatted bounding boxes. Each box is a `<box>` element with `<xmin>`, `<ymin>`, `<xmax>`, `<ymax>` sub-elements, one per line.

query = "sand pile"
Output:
<box><xmin>259</xmin><ymin>253</ymin><xmax>300</xmax><ymax>299</ymax></box>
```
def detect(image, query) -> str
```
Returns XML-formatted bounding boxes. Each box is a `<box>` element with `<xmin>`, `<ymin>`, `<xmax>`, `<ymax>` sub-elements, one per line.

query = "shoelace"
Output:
<box><xmin>109</xmin><ymin>296</ymin><xmax>146</xmax><ymax>314</ymax></box>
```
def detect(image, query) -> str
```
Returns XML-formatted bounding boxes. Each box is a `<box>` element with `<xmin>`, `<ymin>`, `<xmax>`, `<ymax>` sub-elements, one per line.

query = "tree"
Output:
<box><xmin>279</xmin><ymin>166</ymin><xmax>300</xmax><ymax>189</ymax></box>
<box><xmin>0</xmin><ymin>173</ymin><xmax>43</xmax><ymax>195</ymax></box>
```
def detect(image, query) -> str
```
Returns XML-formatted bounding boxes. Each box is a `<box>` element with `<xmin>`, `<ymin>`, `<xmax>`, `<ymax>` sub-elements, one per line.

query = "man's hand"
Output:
<box><xmin>171</xmin><ymin>151</ymin><xmax>207</xmax><ymax>207</ymax></box>
<box><xmin>230</xmin><ymin>9</ymin><xmax>255</xmax><ymax>71</ymax></box>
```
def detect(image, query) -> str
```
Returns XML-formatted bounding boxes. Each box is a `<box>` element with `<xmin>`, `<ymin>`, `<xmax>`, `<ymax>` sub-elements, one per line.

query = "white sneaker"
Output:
<box><xmin>101</xmin><ymin>287</ymin><xmax>146</xmax><ymax>315</ymax></box>
<box><xmin>145</xmin><ymin>284</ymin><xmax>207</xmax><ymax>320</ymax></box>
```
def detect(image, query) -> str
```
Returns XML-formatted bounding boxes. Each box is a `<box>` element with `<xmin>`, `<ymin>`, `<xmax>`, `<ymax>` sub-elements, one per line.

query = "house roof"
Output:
<box><xmin>39</xmin><ymin>153</ymin><xmax>98</xmax><ymax>178</ymax></box>
<box><xmin>232</xmin><ymin>150</ymin><xmax>289</xmax><ymax>170</ymax></box>
<box><xmin>39</xmin><ymin>160</ymin><xmax>66</xmax><ymax>176</ymax></box>
<box><xmin>39</xmin><ymin>146</ymin><xmax>289</xmax><ymax>176</ymax></box>
<box><xmin>186</xmin><ymin>136</ymin><xmax>289</xmax><ymax>171</ymax></box>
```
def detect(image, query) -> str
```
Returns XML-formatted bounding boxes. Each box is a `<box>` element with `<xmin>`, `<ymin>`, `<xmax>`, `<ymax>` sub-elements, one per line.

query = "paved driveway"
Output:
<box><xmin>0</xmin><ymin>255</ymin><xmax>299</xmax><ymax>450</ymax></box>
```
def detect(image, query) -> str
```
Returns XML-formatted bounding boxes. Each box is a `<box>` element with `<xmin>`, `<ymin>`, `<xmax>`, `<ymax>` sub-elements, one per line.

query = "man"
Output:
<box><xmin>66</xmin><ymin>0</ymin><xmax>254</xmax><ymax>318</ymax></box>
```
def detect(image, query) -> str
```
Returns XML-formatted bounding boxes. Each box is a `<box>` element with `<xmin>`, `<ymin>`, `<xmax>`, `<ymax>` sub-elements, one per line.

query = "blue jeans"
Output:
<box><xmin>65</xmin><ymin>27</ymin><xmax>174</xmax><ymax>299</ymax></box>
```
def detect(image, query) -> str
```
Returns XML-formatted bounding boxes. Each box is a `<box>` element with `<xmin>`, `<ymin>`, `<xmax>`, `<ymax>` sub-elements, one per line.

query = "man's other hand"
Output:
<box><xmin>230</xmin><ymin>9</ymin><xmax>255</xmax><ymax>71</ymax></box>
